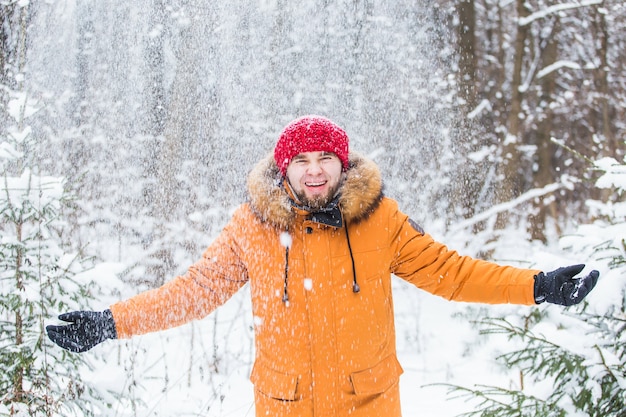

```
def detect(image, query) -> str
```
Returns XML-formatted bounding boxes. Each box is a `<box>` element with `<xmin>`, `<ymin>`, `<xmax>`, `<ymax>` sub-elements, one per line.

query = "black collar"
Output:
<box><xmin>289</xmin><ymin>196</ymin><xmax>343</xmax><ymax>228</ymax></box>
<box><xmin>309</xmin><ymin>201</ymin><xmax>343</xmax><ymax>228</ymax></box>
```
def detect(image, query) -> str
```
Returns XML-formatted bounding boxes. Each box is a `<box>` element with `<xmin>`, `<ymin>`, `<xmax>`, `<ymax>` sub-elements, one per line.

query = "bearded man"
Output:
<box><xmin>47</xmin><ymin>115</ymin><xmax>599</xmax><ymax>417</ymax></box>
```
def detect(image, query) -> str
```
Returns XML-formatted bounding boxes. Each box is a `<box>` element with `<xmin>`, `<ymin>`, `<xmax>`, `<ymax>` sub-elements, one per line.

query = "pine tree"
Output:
<box><xmin>0</xmin><ymin>92</ymin><xmax>102</xmax><ymax>416</ymax></box>
<box><xmin>443</xmin><ymin>156</ymin><xmax>626</xmax><ymax>417</ymax></box>
<box><xmin>446</xmin><ymin>309</ymin><xmax>625</xmax><ymax>417</ymax></box>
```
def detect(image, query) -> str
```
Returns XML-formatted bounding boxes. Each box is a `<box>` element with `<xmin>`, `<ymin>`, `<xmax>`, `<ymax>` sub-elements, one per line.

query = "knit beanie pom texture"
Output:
<box><xmin>274</xmin><ymin>115</ymin><xmax>350</xmax><ymax>175</ymax></box>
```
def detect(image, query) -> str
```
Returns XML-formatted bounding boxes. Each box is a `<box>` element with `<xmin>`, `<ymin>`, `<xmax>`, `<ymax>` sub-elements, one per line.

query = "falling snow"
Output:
<box><xmin>1</xmin><ymin>1</ymin><xmax>624</xmax><ymax>416</ymax></box>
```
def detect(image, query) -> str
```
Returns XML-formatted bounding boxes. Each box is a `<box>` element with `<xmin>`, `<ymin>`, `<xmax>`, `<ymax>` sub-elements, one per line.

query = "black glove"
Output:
<box><xmin>534</xmin><ymin>264</ymin><xmax>599</xmax><ymax>306</ymax></box>
<box><xmin>46</xmin><ymin>309</ymin><xmax>117</xmax><ymax>353</ymax></box>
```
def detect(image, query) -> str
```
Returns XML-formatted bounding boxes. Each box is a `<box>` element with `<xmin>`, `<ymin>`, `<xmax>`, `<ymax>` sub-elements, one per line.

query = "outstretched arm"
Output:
<box><xmin>47</xmin><ymin>218</ymin><xmax>249</xmax><ymax>351</ymax></box>
<box><xmin>389</xmin><ymin>206</ymin><xmax>598</xmax><ymax>306</ymax></box>
<box><xmin>109</xmin><ymin>227</ymin><xmax>249</xmax><ymax>338</ymax></box>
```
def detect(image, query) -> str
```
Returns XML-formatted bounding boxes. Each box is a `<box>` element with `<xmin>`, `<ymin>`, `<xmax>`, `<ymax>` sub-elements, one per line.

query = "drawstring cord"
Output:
<box><xmin>281</xmin><ymin>225</ymin><xmax>360</xmax><ymax>304</ymax></box>
<box><xmin>282</xmin><ymin>246</ymin><xmax>290</xmax><ymax>304</ymax></box>
<box><xmin>345</xmin><ymin>223</ymin><xmax>360</xmax><ymax>293</ymax></box>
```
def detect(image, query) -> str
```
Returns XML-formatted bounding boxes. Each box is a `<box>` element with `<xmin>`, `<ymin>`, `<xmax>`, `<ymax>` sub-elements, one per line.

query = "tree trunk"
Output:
<box><xmin>14</xmin><ymin>220</ymin><xmax>24</xmax><ymax>402</ymax></box>
<box><xmin>149</xmin><ymin>1</ymin><xmax>218</xmax><ymax>285</ymax></box>
<box><xmin>529</xmin><ymin>19</ymin><xmax>559</xmax><ymax>242</ymax></box>
<box><xmin>155</xmin><ymin>1</ymin><xmax>210</xmax><ymax>222</ymax></box>
<box><xmin>142</xmin><ymin>0</ymin><xmax>167</xmax><ymax>220</ymax></box>
<box><xmin>144</xmin><ymin>0</ymin><xmax>166</xmax><ymax>138</ymax></box>
<box><xmin>592</xmin><ymin>8</ymin><xmax>617</xmax><ymax>159</ymax></box>
<box><xmin>456</xmin><ymin>0</ymin><xmax>477</xmax><ymax>110</ymax></box>
<box><xmin>495</xmin><ymin>0</ymin><xmax>529</xmax><ymax>227</ymax></box>
<box><xmin>71</xmin><ymin>2</ymin><xmax>93</xmax><ymax>129</ymax></box>
<box><xmin>455</xmin><ymin>0</ymin><xmax>482</xmax><ymax>221</ymax></box>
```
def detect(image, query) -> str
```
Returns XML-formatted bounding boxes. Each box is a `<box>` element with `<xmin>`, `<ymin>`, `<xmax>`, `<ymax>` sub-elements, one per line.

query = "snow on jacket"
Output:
<box><xmin>109</xmin><ymin>152</ymin><xmax>539</xmax><ymax>417</ymax></box>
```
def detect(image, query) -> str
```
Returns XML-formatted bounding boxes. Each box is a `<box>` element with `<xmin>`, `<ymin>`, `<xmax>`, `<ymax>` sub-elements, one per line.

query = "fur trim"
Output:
<box><xmin>246</xmin><ymin>152</ymin><xmax>383</xmax><ymax>229</ymax></box>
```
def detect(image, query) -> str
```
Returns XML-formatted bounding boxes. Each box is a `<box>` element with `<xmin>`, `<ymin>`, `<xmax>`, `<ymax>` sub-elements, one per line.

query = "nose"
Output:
<box><xmin>306</xmin><ymin>160</ymin><xmax>323</xmax><ymax>174</ymax></box>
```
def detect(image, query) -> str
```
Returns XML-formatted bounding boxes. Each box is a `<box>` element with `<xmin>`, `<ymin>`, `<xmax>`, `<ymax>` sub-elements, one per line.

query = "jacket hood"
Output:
<box><xmin>246</xmin><ymin>152</ymin><xmax>383</xmax><ymax>229</ymax></box>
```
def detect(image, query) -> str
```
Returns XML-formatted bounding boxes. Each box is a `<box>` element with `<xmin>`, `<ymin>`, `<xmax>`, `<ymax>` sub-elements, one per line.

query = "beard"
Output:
<box><xmin>294</xmin><ymin>190</ymin><xmax>334</xmax><ymax>210</ymax></box>
<box><xmin>292</xmin><ymin>181</ymin><xmax>342</xmax><ymax>211</ymax></box>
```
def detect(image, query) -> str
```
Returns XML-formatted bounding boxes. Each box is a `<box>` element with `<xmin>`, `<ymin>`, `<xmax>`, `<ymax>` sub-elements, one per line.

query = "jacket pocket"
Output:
<box><xmin>250</xmin><ymin>360</ymin><xmax>299</xmax><ymax>401</ymax></box>
<box><xmin>349</xmin><ymin>354</ymin><xmax>404</xmax><ymax>396</ymax></box>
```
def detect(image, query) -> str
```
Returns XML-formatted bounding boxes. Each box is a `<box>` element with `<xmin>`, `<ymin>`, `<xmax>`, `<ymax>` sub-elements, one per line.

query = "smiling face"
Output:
<box><xmin>285</xmin><ymin>151</ymin><xmax>345</xmax><ymax>209</ymax></box>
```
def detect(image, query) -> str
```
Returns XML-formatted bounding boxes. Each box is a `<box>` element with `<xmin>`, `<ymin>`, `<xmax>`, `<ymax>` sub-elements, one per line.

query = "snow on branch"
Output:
<box><xmin>537</xmin><ymin>61</ymin><xmax>583</xmax><ymax>79</ymax></box>
<box><xmin>448</xmin><ymin>177</ymin><xmax>576</xmax><ymax>234</ymax></box>
<box><xmin>468</xmin><ymin>99</ymin><xmax>492</xmax><ymax>119</ymax></box>
<box><xmin>518</xmin><ymin>0</ymin><xmax>603</xmax><ymax>27</ymax></box>
<box><xmin>594</xmin><ymin>157</ymin><xmax>626</xmax><ymax>191</ymax></box>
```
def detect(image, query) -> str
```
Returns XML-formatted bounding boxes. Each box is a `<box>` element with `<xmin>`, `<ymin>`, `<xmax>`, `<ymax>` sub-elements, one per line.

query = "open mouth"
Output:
<box><xmin>305</xmin><ymin>180</ymin><xmax>327</xmax><ymax>188</ymax></box>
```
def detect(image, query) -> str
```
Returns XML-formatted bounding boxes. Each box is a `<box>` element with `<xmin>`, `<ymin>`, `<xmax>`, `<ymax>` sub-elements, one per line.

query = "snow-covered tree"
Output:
<box><xmin>0</xmin><ymin>90</ymin><xmax>102</xmax><ymax>416</ymax></box>
<box><xmin>443</xmin><ymin>155</ymin><xmax>626</xmax><ymax>417</ymax></box>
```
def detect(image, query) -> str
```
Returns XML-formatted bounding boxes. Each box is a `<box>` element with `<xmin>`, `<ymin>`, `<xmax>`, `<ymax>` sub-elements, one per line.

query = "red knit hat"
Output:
<box><xmin>274</xmin><ymin>115</ymin><xmax>350</xmax><ymax>176</ymax></box>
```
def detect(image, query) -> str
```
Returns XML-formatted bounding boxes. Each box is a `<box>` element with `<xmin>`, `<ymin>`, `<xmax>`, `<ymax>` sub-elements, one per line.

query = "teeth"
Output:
<box><xmin>306</xmin><ymin>181</ymin><xmax>325</xmax><ymax>187</ymax></box>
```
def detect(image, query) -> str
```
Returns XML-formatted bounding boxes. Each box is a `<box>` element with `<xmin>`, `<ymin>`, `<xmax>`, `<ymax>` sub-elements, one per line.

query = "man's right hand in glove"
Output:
<box><xmin>46</xmin><ymin>309</ymin><xmax>117</xmax><ymax>353</ymax></box>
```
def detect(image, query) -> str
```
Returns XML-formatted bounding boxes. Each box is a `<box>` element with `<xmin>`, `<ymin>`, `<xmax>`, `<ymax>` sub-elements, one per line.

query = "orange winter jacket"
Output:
<box><xmin>109</xmin><ymin>152</ymin><xmax>539</xmax><ymax>417</ymax></box>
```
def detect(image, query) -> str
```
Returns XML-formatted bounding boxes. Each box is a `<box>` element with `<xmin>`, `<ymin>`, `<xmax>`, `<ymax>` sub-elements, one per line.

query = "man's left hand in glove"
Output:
<box><xmin>534</xmin><ymin>264</ymin><xmax>599</xmax><ymax>306</ymax></box>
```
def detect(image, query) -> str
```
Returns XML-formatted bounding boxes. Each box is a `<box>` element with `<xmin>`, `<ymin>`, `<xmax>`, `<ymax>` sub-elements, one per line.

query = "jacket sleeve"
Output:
<box><xmin>388</xmin><ymin>201</ymin><xmax>539</xmax><ymax>305</ymax></box>
<box><xmin>109</xmin><ymin>214</ymin><xmax>249</xmax><ymax>339</ymax></box>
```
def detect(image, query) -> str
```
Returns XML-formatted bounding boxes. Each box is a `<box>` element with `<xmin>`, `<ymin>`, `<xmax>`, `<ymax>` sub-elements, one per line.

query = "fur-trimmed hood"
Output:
<box><xmin>246</xmin><ymin>152</ymin><xmax>383</xmax><ymax>229</ymax></box>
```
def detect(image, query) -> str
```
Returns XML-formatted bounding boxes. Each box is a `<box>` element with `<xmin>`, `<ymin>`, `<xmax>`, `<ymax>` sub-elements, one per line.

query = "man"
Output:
<box><xmin>47</xmin><ymin>115</ymin><xmax>599</xmax><ymax>417</ymax></box>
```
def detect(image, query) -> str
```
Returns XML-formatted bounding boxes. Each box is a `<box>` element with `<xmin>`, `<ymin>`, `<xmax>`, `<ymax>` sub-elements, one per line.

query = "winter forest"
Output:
<box><xmin>1</xmin><ymin>0</ymin><xmax>625</xmax><ymax>416</ymax></box>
